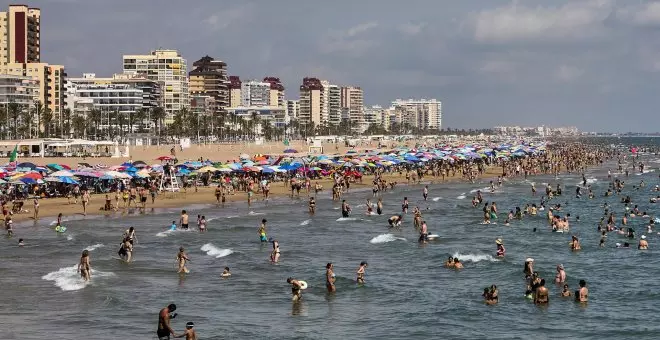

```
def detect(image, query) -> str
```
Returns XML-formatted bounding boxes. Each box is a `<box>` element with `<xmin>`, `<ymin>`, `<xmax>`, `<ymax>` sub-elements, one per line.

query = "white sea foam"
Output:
<box><xmin>248</xmin><ymin>211</ymin><xmax>265</xmax><ymax>216</ymax></box>
<box><xmin>42</xmin><ymin>265</ymin><xmax>114</xmax><ymax>291</ymax></box>
<box><xmin>66</xmin><ymin>234</ymin><xmax>73</xmax><ymax>241</ymax></box>
<box><xmin>200</xmin><ymin>243</ymin><xmax>234</xmax><ymax>258</ymax></box>
<box><xmin>456</xmin><ymin>193</ymin><xmax>467</xmax><ymax>200</ymax></box>
<box><xmin>337</xmin><ymin>217</ymin><xmax>359</xmax><ymax>222</ymax></box>
<box><xmin>84</xmin><ymin>243</ymin><xmax>104</xmax><ymax>251</ymax></box>
<box><xmin>370</xmin><ymin>234</ymin><xmax>406</xmax><ymax>244</ymax></box>
<box><xmin>432</xmin><ymin>197</ymin><xmax>442</xmax><ymax>201</ymax></box>
<box><xmin>155</xmin><ymin>228</ymin><xmax>194</xmax><ymax>237</ymax></box>
<box><xmin>469</xmin><ymin>187</ymin><xmax>490</xmax><ymax>194</ymax></box>
<box><xmin>452</xmin><ymin>252</ymin><xmax>498</xmax><ymax>263</ymax></box>
<box><xmin>225</xmin><ymin>215</ymin><xmax>240</xmax><ymax>219</ymax></box>
<box><xmin>636</xmin><ymin>169</ymin><xmax>656</xmax><ymax>175</ymax></box>
<box><xmin>300</xmin><ymin>219</ymin><xmax>311</xmax><ymax>226</ymax></box>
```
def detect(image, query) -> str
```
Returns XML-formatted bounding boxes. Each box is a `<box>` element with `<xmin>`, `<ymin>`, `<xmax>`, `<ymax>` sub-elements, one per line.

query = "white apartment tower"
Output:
<box><xmin>122</xmin><ymin>49</ymin><xmax>189</xmax><ymax>121</ymax></box>
<box><xmin>391</xmin><ymin>98</ymin><xmax>442</xmax><ymax>130</ymax></box>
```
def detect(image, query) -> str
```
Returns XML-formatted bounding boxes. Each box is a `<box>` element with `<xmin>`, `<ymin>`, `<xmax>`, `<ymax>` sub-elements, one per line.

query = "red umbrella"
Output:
<box><xmin>22</xmin><ymin>172</ymin><xmax>43</xmax><ymax>180</ymax></box>
<box><xmin>156</xmin><ymin>156</ymin><xmax>174</xmax><ymax>161</ymax></box>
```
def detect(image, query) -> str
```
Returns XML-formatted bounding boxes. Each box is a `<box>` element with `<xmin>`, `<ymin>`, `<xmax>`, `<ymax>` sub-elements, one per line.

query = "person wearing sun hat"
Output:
<box><xmin>524</xmin><ymin>258</ymin><xmax>534</xmax><ymax>278</ymax></box>
<box><xmin>495</xmin><ymin>239</ymin><xmax>505</xmax><ymax>257</ymax></box>
<box><xmin>555</xmin><ymin>264</ymin><xmax>566</xmax><ymax>283</ymax></box>
<box><xmin>639</xmin><ymin>234</ymin><xmax>649</xmax><ymax>250</ymax></box>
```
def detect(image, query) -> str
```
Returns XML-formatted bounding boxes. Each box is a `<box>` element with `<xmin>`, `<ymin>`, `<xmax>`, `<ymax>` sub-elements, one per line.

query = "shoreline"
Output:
<box><xmin>8</xmin><ymin>168</ymin><xmax>506</xmax><ymax>226</ymax></box>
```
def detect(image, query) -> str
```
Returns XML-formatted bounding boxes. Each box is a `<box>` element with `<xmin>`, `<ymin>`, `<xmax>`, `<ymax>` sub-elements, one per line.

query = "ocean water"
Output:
<box><xmin>1</xmin><ymin>139</ymin><xmax>659</xmax><ymax>339</ymax></box>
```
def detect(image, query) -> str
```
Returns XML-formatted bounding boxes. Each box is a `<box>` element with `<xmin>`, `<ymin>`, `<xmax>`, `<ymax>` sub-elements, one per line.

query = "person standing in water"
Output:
<box><xmin>576</xmin><ymin>280</ymin><xmax>588</xmax><ymax>303</ymax></box>
<box><xmin>33</xmin><ymin>198</ymin><xmax>39</xmax><ymax>220</ymax></box>
<box><xmin>78</xmin><ymin>249</ymin><xmax>91</xmax><ymax>281</ymax></box>
<box><xmin>341</xmin><ymin>200</ymin><xmax>351</xmax><ymax>217</ymax></box>
<box><xmin>534</xmin><ymin>279</ymin><xmax>549</xmax><ymax>304</ymax></box>
<box><xmin>418</xmin><ymin>220</ymin><xmax>428</xmax><ymax>243</ymax></box>
<box><xmin>555</xmin><ymin>264</ymin><xmax>566</xmax><ymax>283</ymax></box>
<box><xmin>180</xmin><ymin>210</ymin><xmax>189</xmax><ymax>230</ymax></box>
<box><xmin>308</xmin><ymin>197</ymin><xmax>316</xmax><ymax>214</ymax></box>
<box><xmin>376</xmin><ymin>198</ymin><xmax>383</xmax><ymax>215</ymax></box>
<box><xmin>402</xmin><ymin>197</ymin><xmax>409</xmax><ymax>214</ymax></box>
<box><xmin>326</xmin><ymin>263</ymin><xmax>336</xmax><ymax>292</ymax></box>
<box><xmin>118</xmin><ymin>236</ymin><xmax>133</xmax><ymax>262</ymax></box>
<box><xmin>176</xmin><ymin>247</ymin><xmax>190</xmax><ymax>274</ymax></box>
<box><xmin>271</xmin><ymin>240</ymin><xmax>280</xmax><ymax>263</ymax></box>
<box><xmin>496</xmin><ymin>239</ymin><xmax>505</xmax><ymax>257</ymax></box>
<box><xmin>287</xmin><ymin>277</ymin><xmax>303</xmax><ymax>302</ymax></box>
<box><xmin>258</xmin><ymin>219</ymin><xmax>268</xmax><ymax>242</ymax></box>
<box><xmin>423</xmin><ymin>186</ymin><xmax>429</xmax><ymax>201</ymax></box>
<box><xmin>157</xmin><ymin>304</ymin><xmax>177</xmax><ymax>340</ymax></box>
<box><xmin>356</xmin><ymin>262</ymin><xmax>367</xmax><ymax>284</ymax></box>
<box><xmin>175</xmin><ymin>322</ymin><xmax>197</xmax><ymax>340</ymax></box>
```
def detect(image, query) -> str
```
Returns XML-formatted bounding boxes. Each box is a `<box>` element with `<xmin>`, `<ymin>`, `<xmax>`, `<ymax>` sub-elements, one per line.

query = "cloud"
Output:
<box><xmin>472</xmin><ymin>0</ymin><xmax>612</xmax><ymax>43</ymax></box>
<box><xmin>616</xmin><ymin>2</ymin><xmax>660</xmax><ymax>26</ymax></box>
<box><xmin>398</xmin><ymin>22</ymin><xmax>427</xmax><ymax>36</ymax></box>
<box><xmin>555</xmin><ymin>65</ymin><xmax>584</xmax><ymax>82</ymax></box>
<box><xmin>346</xmin><ymin>21</ymin><xmax>379</xmax><ymax>37</ymax></box>
<box><xmin>317</xmin><ymin>21</ymin><xmax>380</xmax><ymax>56</ymax></box>
<box><xmin>203</xmin><ymin>3</ymin><xmax>255</xmax><ymax>31</ymax></box>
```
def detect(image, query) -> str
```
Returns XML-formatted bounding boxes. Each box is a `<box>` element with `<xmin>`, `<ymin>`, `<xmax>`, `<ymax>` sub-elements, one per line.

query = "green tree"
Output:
<box><xmin>41</xmin><ymin>107</ymin><xmax>54</xmax><ymax>138</ymax></box>
<box><xmin>151</xmin><ymin>106</ymin><xmax>166</xmax><ymax>143</ymax></box>
<box><xmin>72</xmin><ymin>115</ymin><xmax>86</xmax><ymax>138</ymax></box>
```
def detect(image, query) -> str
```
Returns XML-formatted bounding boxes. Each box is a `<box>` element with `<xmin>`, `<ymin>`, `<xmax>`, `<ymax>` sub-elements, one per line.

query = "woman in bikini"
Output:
<box><xmin>78</xmin><ymin>250</ymin><xmax>91</xmax><ymax>281</ymax></box>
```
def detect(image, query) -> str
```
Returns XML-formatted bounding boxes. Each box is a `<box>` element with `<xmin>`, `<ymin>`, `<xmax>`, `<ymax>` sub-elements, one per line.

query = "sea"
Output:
<box><xmin>1</xmin><ymin>137</ymin><xmax>659</xmax><ymax>339</ymax></box>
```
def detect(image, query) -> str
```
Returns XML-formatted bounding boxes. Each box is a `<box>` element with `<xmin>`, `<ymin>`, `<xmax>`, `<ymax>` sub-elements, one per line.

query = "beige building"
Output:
<box><xmin>263</xmin><ymin>77</ymin><xmax>285</xmax><ymax>108</ymax></box>
<box><xmin>1</xmin><ymin>62</ymin><xmax>65</xmax><ymax>119</ymax></box>
<box><xmin>0</xmin><ymin>74</ymin><xmax>39</xmax><ymax>105</ymax></box>
<box><xmin>188</xmin><ymin>55</ymin><xmax>228</xmax><ymax>114</ymax></box>
<box><xmin>340</xmin><ymin>86</ymin><xmax>363</xmax><ymax>129</ymax></box>
<box><xmin>0</xmin><ymin>4</ymin><xmax>40</xmax><ymax>65</ymax></box>
<box><xmin>392</xmin><ymin>98</ymin><xmax>442</xmax><ymax>131</ymax></box>
<box><xmin>299</xmin><ymin>77</ymin><xmax>323</xmax><ymax>126</ymax></box>
<box><xmin>123</xmin><ymin>49</ymin><xmax>189</xmax><ymax>121</ymax></box>
<box><xmin>228</xmin><ymin>76</ymin><xmax>241</xmax><ymax>108</ymax></box>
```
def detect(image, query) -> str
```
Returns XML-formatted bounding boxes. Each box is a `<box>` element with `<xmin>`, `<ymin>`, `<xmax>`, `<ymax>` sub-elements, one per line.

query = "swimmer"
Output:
<box><xmin>402</xmin><ymin>197</ymin><xmax>409</xmax><ymax>214</ymax></box>
<box><xmin>5</xmin><ymin>216</ymin><xmax>13</xmax><ymax>236</ymax></box>
<box><xmin>157</xmin><ymin>304</ymin><xmax>177</xmax><ymax>340</ymax></box>
<box><xmin>524</xmin><ymin>258</ymin><xmax>534</xmax><ymax>278</ymax></box>
<box><xmin>388</xmin><ymin>214</ymin><xmax>403</xmax><ymax>228</ymax></box>
<box><xmin>199</xmin><ymin>216</ymin><xmax>207</xmax><ymax>232</ymax></box>
<box><xmin>287</xmin><ymin>277</ymin><xmax>303</xmax><ymax>302</ymax></box>
<box><xmin>560</xmin><ymin>284</ymin><xmax>572</xmax><ymax>297</ymax></box>
<box><xmin>117</xmin><ymin>236</ymin><xmax>133</xmax><ymax>262</ymax></box>
<box><xmin>176</xmin><ymin>247</ymin><xmax>190</xmax><ymax>274</ymax></box>
<box><xmin>534</xmin><ymin>279</ymin><xmax>549</xmax><ymax>304</ymax></box>
<box><xmin>576</xmin><ymin>279</ymin><xmax>588</xmax><ymax>302</ymax></box>
<box><xmin>356</xmin><ymin>262</ymin><xmax>367</xmax><ymax>284</ymax></box>
<box><xmin>221</xmin><ymin>267</ymin><xmax>231</xmax><ymax>278</ymax></box>
<box><xmin>170</xmin><ymin>221</ymin><xmax>177</xmax><ymax>231</ymax></box>
<box><xmin>571</xmin><ymin>235</ymin><xmax>581</xmax><ymax>251</ymax></box>
<box><xmin>555</xmin><ymin>264</ymin><xmax>566</xmax><ymax>283</ymax></box>
<box><xmin>365</xmin><ymin>199</ymin><xmax>373</xmax><ymax>215</ymax></box>
<box><xmin>271</xmin><ymin>240</ymin><xmax>280</xmax><ymax>263</ymax></box>
<box><xmin>496</xmin><ymin>239</ymin><xmax>505</xmax><ymax>257</ymax></box>
<box><xmin>418</xmin><ymin>220</ymin><xmax>428</xmax><ymax>243</ymax></box>
<box><xmin>258</xmin><ymin>219</ymin><xmax>268</xmax><ymax>242</ymax></box>
<box><xmin>341</xmin><ymin>200</ymin><xmax>351</xmax><ymax>217</ymax></box>
<box><xmin>180</xmin><ymin>210</ymin><xmax>189</xmax><ymax>230</ymax></box>
<box><xmin>376</xmin><ymin>198</ymin><xmax>383</xmax><ymax>215</ymax></box>
<box><xmin>639</xmin><ymin>235</ymin><xmax>649</xmax><ymax>250</ymax></box>
<box><xmin>326</xmin><ymin>263</ymin><xmax>336</xmax><ymax>292</ymax></box>
<box><xmin>18</xmin><ymin>238</ymin><xmax>24</xmax><ymax>247</ymax></box>
<box><xmin>78</xmin><ymin>249</ymin><xmax>91</xmax><ymax>282</ymax></box>
<box><xmin>453</xmin><ymin>258</ymin><xmax>463</xmax><ymax>269</ymax></box>
<box><xmin>175</xmin><ymin>322</ymin><xmax>197</xmax><ymax>340</ymax></box>
<box><xmin>123</xmin><ymin>227</ymin><xmax>137</xmax><ymax>245</ymax></box>
<box><xmin>308</xmin><ymin>197</ymin><xmax>316</xmax><ymax>214</ymax></box>
<box><xmin>423</xmin><ymin>186</ymin><xmax>429</xmax><ymax>201</ymax></box>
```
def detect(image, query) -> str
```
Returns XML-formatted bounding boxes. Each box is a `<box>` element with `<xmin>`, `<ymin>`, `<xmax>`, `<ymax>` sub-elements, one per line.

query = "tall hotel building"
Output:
<box><xmin>299</xmin><ymin>77</ymin><xmax>323</xmax><ymax>126</ymax></box>
<box><xmin>188</xmin><ymin>55</ymin><xmax>228</xmax><ymax>114</ymax></box>
<box><xmin>122</xmin><ymin>49</ymin><xmax>188</xmax><ymax>121</ymax></box>
<box><xmin>392</xmin><ymin>98</ymin><xmax>442</xmax><ymax>130</ymax></box>
<box><xmin>0</xmin><ymin>4</ymin><xmax>40</xmax><ymax>65</ymax></box>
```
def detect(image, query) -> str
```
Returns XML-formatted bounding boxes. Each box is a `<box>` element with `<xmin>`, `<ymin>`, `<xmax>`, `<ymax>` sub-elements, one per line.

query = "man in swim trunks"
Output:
<box><xmin>423</xmin><ymin>186</ymin><xmax>428</xmax><ymax>201</ymax></box>
<box><xmin>326</xmin><ymin>263</ymin><xmax>336</xmax><ymax>292</ymax></box>
<box><xmin>388</xmin><ymin>215</ymin><xmax>402</xmax><ymax>228</ymax></box>
<box><xmin>287</xmin><ymin>277</ymin><xmax>303</xmax><ymax>302</ymax></box>
<box><xmin>258</xmin><ymin>219</ymin><xmax>268</xmax><ymax>242</ymax></box>
<box><xmin>341</xmin><ymin>200</ymin><xmax>351</xmax><ymax>217</ymax></box>
<box><xmin>180</xmin><ymin>210</ymin><xmax>189</xmax><ymax>230</ymax></box>
<box><xmin>157</xmin><ymin>304</ymin><xmax>177</xmax><ymax>339</ymax></box>
<box><xmin>418</xmin><ymin>220</ymin><xmax>428</xmax><ymax>243</ymax></box>
<box><xmin>534</xmin><ymin>279</ymin><xmax>549</xmax><ymax>304</ymax></box>
<box><xmin>576</xmin><ymin>280</ymin><xmax>588</xmax><ymax>302</ymax></box>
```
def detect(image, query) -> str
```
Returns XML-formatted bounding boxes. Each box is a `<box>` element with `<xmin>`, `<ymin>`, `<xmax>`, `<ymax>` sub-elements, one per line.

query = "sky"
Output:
<box><xmin>32</xmin><ymin>0</ymin><xmax>660</xmax><ymax>132</ymax></box>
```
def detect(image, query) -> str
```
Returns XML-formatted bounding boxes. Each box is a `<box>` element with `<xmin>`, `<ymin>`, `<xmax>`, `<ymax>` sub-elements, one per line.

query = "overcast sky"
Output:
<box><xmin>36</xmin><ymin>0</ymin><xmax>660</xmax><ymax>132</ymax></box>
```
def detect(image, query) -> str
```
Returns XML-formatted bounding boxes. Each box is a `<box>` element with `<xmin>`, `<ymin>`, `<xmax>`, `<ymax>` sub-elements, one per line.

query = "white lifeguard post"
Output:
<box><xmin>159</xmin><ymin>160</ymin><xmax>180</xmax><ymax>192</ymax></box>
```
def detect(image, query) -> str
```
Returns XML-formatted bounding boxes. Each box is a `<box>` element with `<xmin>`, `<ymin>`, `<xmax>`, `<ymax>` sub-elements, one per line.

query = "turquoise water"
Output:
<box><xmin>0</xmin><ymin>140</ymin><xmax>659</xmax><ymax>339</ymax></box>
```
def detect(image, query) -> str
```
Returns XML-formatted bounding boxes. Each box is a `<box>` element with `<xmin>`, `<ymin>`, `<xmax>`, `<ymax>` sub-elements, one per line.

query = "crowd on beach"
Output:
<box><xmin>7</xmin><ymin>139</ymin><xmax>660</xmax><ymax>338</ymax></box>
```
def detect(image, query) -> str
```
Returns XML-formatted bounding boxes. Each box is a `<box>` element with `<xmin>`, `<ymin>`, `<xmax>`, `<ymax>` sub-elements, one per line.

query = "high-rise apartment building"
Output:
<box><xmin>1</xmin><ymin>62</ymin><xmax>65</xmax><ymax>119</ymax></box>
<box><xmin>299</xmin><ymin>77</ymin><xmax>323</xmax><ymax>126</ymax></box>
<box><xmin>391</xmin><ymin>99</ymin><xmax>442</xmax><ymax>130</ymax></box>
<box><xmin>188</xmin><ymin>55</ymin><xmax>228</xmax><ymax>114</ymax></box>
<box><xmin>286</xmin><ymin>99</ymin><xmax>299</xmax><ymax>122</ymax></box>
<box><xmin>263</xmin><ymin>77</ymin><xmax>285</xmax><ymax>108</ymax></box>
<box><xmin>65</xmin><ymin>73</ymin><xmax>163</xmax><ymax>130</ymax></box>
<box><xmin>340</xmin><ymin>86</ymin><xmax>364</xmax><ymax>130</ymax></box>
<box><xmin>228</xmin><ymin>76</ymin><xmax>241</xmax><ymax>108</ymax></box>
<box><xmin>0</xmin><ymin>74</ymin><xmax>39</xmax><ymax>105</ymax></box>
<box><xmin>122</xmin><ymin>49</ymin><xmax>188</xmax><ymax>121</ymax></box>
<box><xmin>0</xmin><ymin>4</ymin><xmax>40</xmax><ymax>65</ymax></box>
<box><xmin>241</xmin><ymin>80</ymin><xmax>270</xmax><ymax>107</ymax></box>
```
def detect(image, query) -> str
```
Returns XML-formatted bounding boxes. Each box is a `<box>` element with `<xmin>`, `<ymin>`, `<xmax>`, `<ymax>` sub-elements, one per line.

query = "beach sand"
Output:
<box><xmin>8</xmin><ymin>166</ymin><xmax>503</xmax><ymax>224</ymax></box>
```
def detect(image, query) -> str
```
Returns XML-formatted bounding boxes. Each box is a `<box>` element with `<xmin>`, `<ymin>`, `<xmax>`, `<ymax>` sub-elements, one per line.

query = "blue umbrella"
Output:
<box><xmin>262</xmin><ymin>167</ymin><xmax>275</xmax><ymax>173</ymax></box>
<box><xmin>121</xmin><ymin>162</ymin><xmax>133</xmax><ymax>167</ymax></box>
<box><xmin>17</xmin><ymin>162</ymin><xmax>37</xmax><ymax>169</ymax></box>
<box><xmin>58</xmin><ymin>176</ymin><xmax>80</xmax><ymax>185</ymax></box>
<box><xmin>20</xmin><ymin>177</ymin><xmax>36</xmax><ymax>184</ymax></box>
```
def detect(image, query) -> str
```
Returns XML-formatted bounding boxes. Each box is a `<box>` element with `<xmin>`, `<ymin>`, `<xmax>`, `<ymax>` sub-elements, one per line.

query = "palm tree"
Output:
<box><xmin>62</xmin><ymin>108</ymin><xmax>72</xmax><ymax>138</ymax></box>
<box><xmin>7</xmin><ymin>103</ymin><xmax>21</xmax><ymax>139</ymax></box>
<box><xmin>72</xmin><ymin>115</ymin><xmax>86</xmax><ymax>138</ymax></box>
<box><xmin>134</xmin><ymin>108</ymin><xmax>148</xmax><ymax>133</ymax></box>
<box><xmin>41</xmin><ymin>107</ymin><xmax>54</xmax><ymax>138</ymax></box>
<box><xmin>89</xmin><ymin>108</ymin><xmax>102</xmax><ymax>140</ymax></box>
<box><xmin>150</xmin><ymin>106</ymin><xmax>166</xmax><ymax>144</ymax></box>
<box><xmin>19</xmin><ymin>105</ymin><xmax>31</xmax><ymax>139</ymax></box>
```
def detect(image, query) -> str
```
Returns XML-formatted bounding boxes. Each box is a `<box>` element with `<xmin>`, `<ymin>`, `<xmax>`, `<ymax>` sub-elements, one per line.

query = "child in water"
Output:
<box><xmin>170</xmin><ymin>221</ymin><xmax>177</xmax><ymax>231</ymax></box>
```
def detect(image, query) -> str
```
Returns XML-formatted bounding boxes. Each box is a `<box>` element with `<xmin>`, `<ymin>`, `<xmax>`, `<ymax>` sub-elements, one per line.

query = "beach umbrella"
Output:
<box><xmin>75</xmin><ymin>171</ymin><xmax>100</xmax><ymax>178</ymax></box>
<box><xmin>262</xmin><ymin>167</ymin><xmax>275</xmax><ymax>173</ymax></box>
<box><xmin>10</xmin><ymin>180</ymin><xmax>24</xmax><ymax>185</ymax></box>
<box><xmin>59</xmin><ymin>176</ymin><xmax>79</xmax><ymax>185</ymax></box>
<box><xmin>121</xmin><ymin>162</ymin><xmax>133</xmax><ymax>167</ymax></box>
<box><xmin>44</xmin><ymin>176</ymin><xmax>62</xmax><ymax>183</ymax></box>
<box><xmin>156</xmin><ymin>156</ymin><xmax>174</xmax><ymax>161</ymax></box>
<box><xmin>239</xmin><ymin>153</ymin><xmax>250</xmax><ymax>160</ymax></box>
<box><xmin>283</xmin><ymin>149</ymin><xmax>298</xmax><ymax>153</ymax></box>
<box><xmin>22</xmin><ymin>172</ymin><xmax>43</xmax><ymax>180</ymax></box>
<box><xmin>196</xmin><ymin>166</ymin><xmax>219</xmax><ymax>173</ymax></box>
<box><xmin>46</xmin><ymin>164</ymin><xmax>63</xmax><ymax>171</ymax></box>
<box><xmin>78</xmin><ymin>162</ymin><xmax>93</xmax><ymax>168</ymax></box>
<box><xmin>218</xmin><ymin>168</ymin><xmax>232</xmax><ymax>172</ymax></box>
<box><xmin>50</xmin><ymin>170</ymin><xmax>74</xmax><ymax>177</ymax></box>
<box><xmin>20</xmin><ymin>177</ymin><xmax>36</xmax><ymax>184</ymax></box>
<box><xmin>16</xmin><ymin>162</ymin><xmax>36</xmax><ymax>169</ymax></box>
